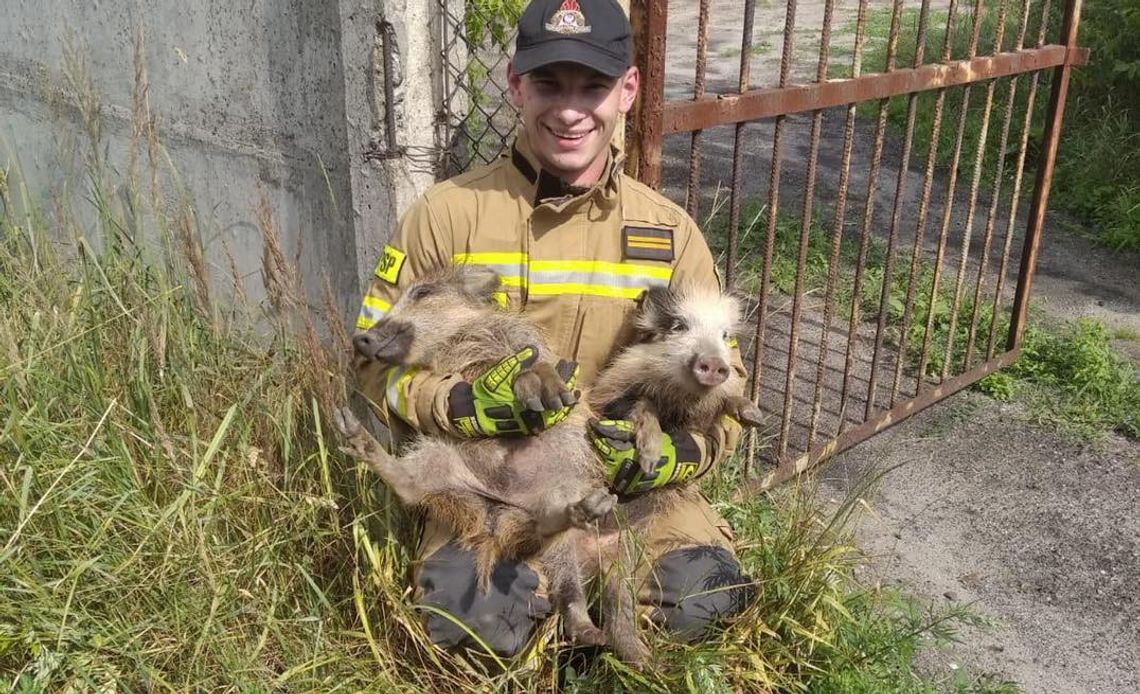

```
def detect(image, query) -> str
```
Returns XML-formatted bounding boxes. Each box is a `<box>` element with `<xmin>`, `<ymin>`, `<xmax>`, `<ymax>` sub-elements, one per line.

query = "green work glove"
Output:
<box><xmin>448</xmin><ymin>345</ymin><xmax>579</xmax><ymax>438</ymax></box>
<box><xmin>588</xmin><ymin>419</ymin><xmax>711</xmax><ymax>496</ymax></box>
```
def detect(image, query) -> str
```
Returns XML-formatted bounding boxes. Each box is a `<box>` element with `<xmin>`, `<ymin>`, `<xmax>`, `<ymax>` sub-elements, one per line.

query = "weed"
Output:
<box><xmin>1009</xmin><ymin>320</ymin><xmax>1140</xmax><ymax>439</ymax></box>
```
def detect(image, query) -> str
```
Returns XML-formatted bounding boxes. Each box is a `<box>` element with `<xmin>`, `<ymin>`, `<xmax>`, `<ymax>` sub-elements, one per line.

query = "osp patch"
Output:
<box><xmin>374</xmin><ymin>244</ymin><xmax>407</xmax><ymax>285</ymax></box>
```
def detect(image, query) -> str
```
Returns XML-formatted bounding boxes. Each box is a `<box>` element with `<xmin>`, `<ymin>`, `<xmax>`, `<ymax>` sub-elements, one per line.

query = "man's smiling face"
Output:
<box><xmin>507</xmin><ymin>60</ymin><xmax>639</xmax><ymax>187</ymax></box>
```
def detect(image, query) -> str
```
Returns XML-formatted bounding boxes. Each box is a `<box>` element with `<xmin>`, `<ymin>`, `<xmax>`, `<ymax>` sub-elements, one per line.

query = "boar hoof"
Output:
<box><xmin>569</xmin><ymin>488</ymin><xmax>617</xmax><ymax>527</ymax></box>
<box><xmin>333</xmin><ymin>407</ymin><xmax>381</xmax><ymax>460</ymax></box>
<box><xmin>613</xmin><ymin>634</ymin><xmax>652</xmax><ymax>669</ymax></box>
<box><xmin>333</xmin><ymin>407</ymin><xmax>360</xmax><ymax>437</ymax></box>
<box><xmin>514</xmin><ymin>361</ymin><xmax>575</xmax><ymax>412</ymax></box>
<box><xmin>739</xmin><ymin>404</ymin><xmax>765</xmax><ymax>428</ymax></box>
<box><xmin>635</xmin><ymin>436</ymin><xmax>662</xmax><ymax>475</ymax></box>
<box><xmin>570</xmin><ymin>624</ymin><xmax>607</xmax><ymax>647</ymax></box>
<box><xmin>727</xmin><ymin>397</ymin><xmax>766</xmax><ymax>428</ymax></box>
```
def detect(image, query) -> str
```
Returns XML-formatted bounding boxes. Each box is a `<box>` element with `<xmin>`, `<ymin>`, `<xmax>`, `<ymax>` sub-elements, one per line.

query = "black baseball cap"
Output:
<box><xmin>513</xmin><ymin>0</ymin><xmax>633</xmax><ymax>78</ymax></box>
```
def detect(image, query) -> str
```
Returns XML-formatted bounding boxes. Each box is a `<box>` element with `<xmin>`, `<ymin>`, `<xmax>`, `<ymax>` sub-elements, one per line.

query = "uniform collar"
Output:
<box><xmin>510</xmin><ymin>131</ymin><xmax>624</xmax><ymax>208</ymax></box>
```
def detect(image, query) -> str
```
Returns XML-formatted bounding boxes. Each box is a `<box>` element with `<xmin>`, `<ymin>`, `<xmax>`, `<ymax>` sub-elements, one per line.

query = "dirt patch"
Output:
<box><xmin>817</xmin><ymin>393</ymin><xmax>1139</xmax><ymax>693</ymax></box>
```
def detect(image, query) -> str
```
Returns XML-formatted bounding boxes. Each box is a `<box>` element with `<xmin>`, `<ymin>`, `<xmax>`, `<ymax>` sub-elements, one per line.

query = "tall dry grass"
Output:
<box><xmin>0</xmin><ymin>30</ymin><xmax>1001</xmax><ymax>693</ymax></box>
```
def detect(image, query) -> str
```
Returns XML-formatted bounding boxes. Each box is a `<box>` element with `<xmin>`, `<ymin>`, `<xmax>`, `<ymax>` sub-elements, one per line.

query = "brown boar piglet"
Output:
<box><xmin>335</xmin><ymin>263</ymin><xmax>615</xmax><ymax>647</ymax></box>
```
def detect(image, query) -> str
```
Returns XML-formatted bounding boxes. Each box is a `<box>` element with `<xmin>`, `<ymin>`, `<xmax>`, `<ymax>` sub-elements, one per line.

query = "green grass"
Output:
<box><xmin>0</xmin><ymin>170</ymin><xmax>1012</xmax><ymax>694</ymax></box>
<box><xmin>0</xmin><ymin>57</ymin><xmax>1019</xmax><ymax>691</ymax></box>
<box><xmin>982</xmin><ymin>319</ymin><xmax>1140</xmax><ymax>439</ymax></box>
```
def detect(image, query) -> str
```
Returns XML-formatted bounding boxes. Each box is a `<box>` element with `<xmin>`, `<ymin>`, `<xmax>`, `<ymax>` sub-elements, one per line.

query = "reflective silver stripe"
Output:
<box><xmin>528</xmin><ymin>270</ymin><xmax>669</xmax><ymax>291</ymax></box>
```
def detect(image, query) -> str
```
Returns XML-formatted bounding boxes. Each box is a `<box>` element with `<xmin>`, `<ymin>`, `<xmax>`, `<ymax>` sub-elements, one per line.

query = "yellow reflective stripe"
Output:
<box><xmin>626</xmin><ymin>236</ymin><xmax>672</xmax><ymax>246</ymax></box>
<box><xmin>627</xmin><ymin>241</ymin><xmax>672</xmax><ymax>249</ymax></box>
<box><xmin>385</xmin><ymin>365</ymin><xmax>418</xmax><ymax>417</ymax></box>
<box><xmin>363</xmin><ymin>295</ymin><xmax>391</xmax><ymax>312</ymax></box>
<box><xmin>527</xmin><ymin>283</ymin><xmax>647</xmax><ymax>299</ymax></box>
<box><xmin>452</xmin><ymin>252</ymin><xmax>528</xmax><ymax>265</ymax></box>
<box><xmin>498</xmin><ymin>275</ymin><xmax>527</xmax><ymax>288</ymax></box>
<box><xmin>356</xmin><ymin>295</ymin><xmax>391</xmax><ymax>331</ymax></box>
<box><xmin>529</xmin><ymin>259</ymin><xmax>672</xmax><ymax>280</ymax></box>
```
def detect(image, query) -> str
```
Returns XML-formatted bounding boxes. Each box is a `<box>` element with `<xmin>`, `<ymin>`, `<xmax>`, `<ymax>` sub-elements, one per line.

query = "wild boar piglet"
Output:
<box><xmin>586</xmin><ymin>283</ymin><xmax>764</xmax><ymax>666</ymax></box>
<box><xmin>336</xmin><ymin>263</ymin><xmax>615</xmax><ymax>646</ymax></box>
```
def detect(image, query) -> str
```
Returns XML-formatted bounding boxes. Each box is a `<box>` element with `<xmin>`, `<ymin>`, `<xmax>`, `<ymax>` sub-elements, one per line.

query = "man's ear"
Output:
<box><xmin>618</xmin><ymin>65</ymin><xmax>639</xmax><ymax>114</ymax></box>
<box><xmin>507</xmin><ymin>60</ymin><xmax>524</xmax><ymax>108</ymax></box>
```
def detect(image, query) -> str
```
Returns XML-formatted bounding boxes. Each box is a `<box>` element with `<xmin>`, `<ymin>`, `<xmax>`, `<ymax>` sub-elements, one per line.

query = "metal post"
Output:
<box><xmin>1008</xmin><ymin>0</ymin><xmax>1084</xmax><ymax>349</ymax></box>
<box><xmin>627</xmin><ymin>0</ymin><xmax>667</xmax><ymax>188</ymax></box>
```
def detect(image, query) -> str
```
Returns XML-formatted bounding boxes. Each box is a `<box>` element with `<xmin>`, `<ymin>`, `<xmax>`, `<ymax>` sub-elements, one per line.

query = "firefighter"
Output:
<box><xmin>354</xmin><ymin>0</ymin><xmax>754</xmax><ymax>659</ymax></box>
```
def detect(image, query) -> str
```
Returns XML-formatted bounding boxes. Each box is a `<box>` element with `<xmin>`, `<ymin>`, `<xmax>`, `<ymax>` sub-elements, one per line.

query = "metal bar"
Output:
<box><xmin>781</xmin><ymin>0</ymin><xmax>836</xmax><ymax>458</ymax></box>
<box><xmin>735</xmin><ymin>348</ymin><xmax>1023</xmax><ymax>501</ymax></box>
<box><xmin>964</xmin><ymin>0</ymin><xmax>1032</xmax><ymax>368</ymax></box>
<box><xmin>989</xmin><ymin>0</ymin><xmax>1052</xmax><ymax>359</ymax></box>
<box><xmin>684</xmin><ymin>0</ymin><xmax>712</xmax><ymax>220</ymax></box>
<box><xmin>942</xmin><ymin>0</ymin><xmax>1008</xmax><ymax>381</ymax></box>
<box><xmin>628</xmin><ymin>0</ymin><xmax>667</xmax><ymax>188</ymax></box>
<box><xmin>917</xmin><ymin>0</ymin><xmax>989</xmax><ymax>384</ymax></box>
<box><xmin>748</xmin><ymin>0</ymin><xmax>798</xmax><ymax>445</ymax></box>
<box><xmin>842</xmin><ymin>0</ymin><xmax>903</xmax><ymax>424</ymax></box>
<box><xmin>834</xmin><ymin>0</ymin><xmax>872</xmax><ymax>430</ymax></box>
<box><xmin>1008</xmin><ymin>0</ymin><xmax>1083</xmax><ymax>350</ymax></box>
<box><xmin>725</xmin><ymin>0</ymin><xmax>758</xmax><ymax>292</ymax></box>
<box><xmin>874</xmin><ymin>0</ymin><xmax>932</xmax><ymax>410</ymax></box>
<box><xmin>662</xmin><ymin>45</ymin><xmax>1071</xmax><ymax>133</ymax></box>
<box><xmin>901</xmin><ymin>0</ymin><xmax>960</xmax><ymax>397</ymax></box>
<box><xmin>809</xmin><ymin>0</ymin><xmax>864</xmax><ymax>447</ymax></box>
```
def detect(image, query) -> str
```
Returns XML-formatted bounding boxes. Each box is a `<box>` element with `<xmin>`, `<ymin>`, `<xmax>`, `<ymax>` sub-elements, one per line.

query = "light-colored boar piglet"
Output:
<box><xmin>587</xmin><ymin>282</ymin><xmax>764</xmax><ymax>666</ymax></box>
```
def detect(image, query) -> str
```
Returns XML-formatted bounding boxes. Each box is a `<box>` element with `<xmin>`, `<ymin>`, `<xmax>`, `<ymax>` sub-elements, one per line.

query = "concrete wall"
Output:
<box><xmin>0</xmin><ymin>0</ymin><xmax>440</xmax><ymax>325</ymax></box>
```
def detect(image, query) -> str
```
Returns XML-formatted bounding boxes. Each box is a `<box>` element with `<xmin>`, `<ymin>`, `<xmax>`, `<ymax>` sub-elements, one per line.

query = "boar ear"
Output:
<box><xmin>455</xmin><ymin>264</ymin><xmax>502</xmax><ymax>302</ymax></box>
<box><xmin>636</xmin><ymin>285</ymin><xmax>680</xmax><ymax>332</ymax></box>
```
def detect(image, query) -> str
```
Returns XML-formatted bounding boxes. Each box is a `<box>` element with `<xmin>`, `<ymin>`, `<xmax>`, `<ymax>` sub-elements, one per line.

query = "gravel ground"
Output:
<box><xmin>660</xmin><ymin>2</ymin><xmax>1140</xmax><ymax>691</ymax></box>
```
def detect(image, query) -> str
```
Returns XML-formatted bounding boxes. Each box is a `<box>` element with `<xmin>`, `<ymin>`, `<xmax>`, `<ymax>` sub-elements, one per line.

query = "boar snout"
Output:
<box><xmin>691</xmin><ymin>354</ymin><xmax>730</xmax><ymax>387</ymax></box>
<box><xmin>354</xmin><ymin>321</ymin><xmax>415</xmax><ymax>363</ymax></box>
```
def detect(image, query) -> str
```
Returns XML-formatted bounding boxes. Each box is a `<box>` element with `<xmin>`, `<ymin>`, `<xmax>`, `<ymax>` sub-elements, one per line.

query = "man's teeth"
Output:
<box><xmin>551</xmin><ymin>129</ymin><xmax>587</xmax><ymax>139</ymax></box>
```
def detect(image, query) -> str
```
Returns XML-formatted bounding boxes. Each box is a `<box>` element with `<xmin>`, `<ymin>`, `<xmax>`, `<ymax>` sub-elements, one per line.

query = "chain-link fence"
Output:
<box><xmin>437</xmin><ymin>0</ymin><xmax>527</xmax><ymax>179</ymax></box>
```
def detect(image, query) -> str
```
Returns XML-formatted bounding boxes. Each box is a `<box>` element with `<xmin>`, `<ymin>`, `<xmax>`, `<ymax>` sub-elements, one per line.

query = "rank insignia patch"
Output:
<box><xmin>374</xmin><ymin>244</ymin><xmax>407</xmax><ymax>285</ymax></box>
<box><xmin>622</xmin><ymin>226</ymin><xmax>674</xmax><ymax>262</ymax></box>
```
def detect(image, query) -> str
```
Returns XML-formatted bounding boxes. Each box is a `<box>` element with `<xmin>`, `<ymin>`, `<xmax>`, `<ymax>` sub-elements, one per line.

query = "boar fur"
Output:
<box><xmin>335</xmin><ymin>263</ymin><xmax>615</xmax><ymax>647</ymax></box>
<box><xmin>585</xmin><ymin>282</ymin><xmax>764</xmax><ymax>666</ymax></box>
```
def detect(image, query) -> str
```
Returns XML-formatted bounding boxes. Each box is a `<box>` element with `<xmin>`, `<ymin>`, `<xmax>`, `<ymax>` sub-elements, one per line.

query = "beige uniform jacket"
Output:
<box><xmin>354</xmin><ymin>134</ymin><xmax>745</xmax><ymax>468</ymax></box>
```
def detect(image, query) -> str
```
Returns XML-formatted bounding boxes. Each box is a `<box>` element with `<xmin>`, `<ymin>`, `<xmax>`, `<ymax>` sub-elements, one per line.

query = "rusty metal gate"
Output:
<box><xmin>626</xmin><ymin>0</ymin><xmax>1086</xmax><ymax>495</ymax></box>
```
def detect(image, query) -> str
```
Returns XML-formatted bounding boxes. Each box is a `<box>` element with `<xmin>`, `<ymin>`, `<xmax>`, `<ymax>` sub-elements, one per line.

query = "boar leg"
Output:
<box><xmin>334</xmin><ymin>407</ymin><xmax>497</xmax><ymax>506</ymax></box>
<box><xmin>600</xmin><ymin>533</ymin><xmax>652</xmax><ymax>668</ymax></box>
<box><xmin>723</xmin><ymin>396</ymin><xmax>765</xmax><ymax>428</ymax></box>
<box><xmin>513</xmin><ymin>361</ymin><xmax>577</xmax><ymax>412</ymax></box>
<box><xmin>627</xmin><ymin>400</ymin><xmax>664</xmax><ymax>475</ymax></box>
<box><xmin>534</xmin><ymin>487</ymin><xmax>617</xmax><ymax>537</ymax></box>
<box><xmin>543</xmin><ymin>537</ymin><xmax>606</xmax><ymax>646</ymax></box>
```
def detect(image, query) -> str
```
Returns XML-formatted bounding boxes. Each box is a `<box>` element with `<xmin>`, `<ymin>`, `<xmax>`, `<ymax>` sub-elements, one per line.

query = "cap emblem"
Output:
<box><xmin>545</xmin><ymin>0</ymin><xmax>591</xmax><ymax>35</ymax></box>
